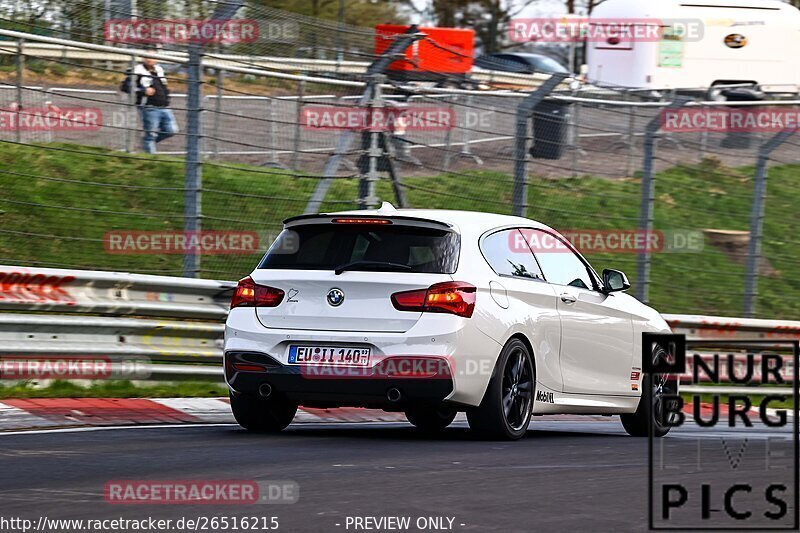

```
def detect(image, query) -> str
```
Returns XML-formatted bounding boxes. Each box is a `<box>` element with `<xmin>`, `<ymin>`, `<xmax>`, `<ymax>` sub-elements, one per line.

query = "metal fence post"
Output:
<box><xmin>699</xmin><ymin>102</ymin><xmax>709</xmax><ymax>160</ymax></box>
<box><xmin>569</xmin><ymin>100</ymin><xmax>579</xmax><ymax>178</ymax></box>
<box><xmin>125</xmin><ymin>55</ymin><xmax>136</xmax><ymax>152</ymax></box>
<box><xmin>443</xmin><ymin>94</ymin><xmax>455</xmax><ymax>172</ymax></box>
<box><xmin>211</xmin><ymin>68</ymin><xmax>223</xmax><ymax>160</ymax></box>
<box><xmin>458</xmin><ymin>95</ymin><xmax>482</xmax><ymax>164</ymax></box>
<box><xmin>743</xmin><ymin>127</ymin><xmax>798</xmax><ymax>317</ymax></box>
<box><xmin>625</xmin><ymin>102</ymin><xmax>636</xmax><ymax>178</ymax></box>
<box><xmin>183</xmin><ymin>44</ymin><xmax>204</xmax><ymax>278</ymax></box>
<box><xmin>512</xmin><ymin>73</ymin><xmax>568</xmax><ymax>217</ymax></box>
<box><xmin>15</xmin><ymin>38</ymin><xmax>24</xmax><ymax>144</ymax></box>
<box><xmin>291</xmin><ymin>79</ymin><xmax>305</xmax><ymax>171</ymax></box>
<box><xmin>263</xmin><ymin>97</ymin><xmax>289</xmax><ymax>169</ymax></box>
<box><xmin>42</xmin><ymin>88</ymin><xmax>54</xmax><ymax>144</ymax></box>
<box><xmin>361</xmin><ymin>75</ymin><xmax>385</xmax><ymax>209</ymax></box>
<box><xmin>635</xmin><ymin>98</ymin><xmax>690</xmax><ymax>303</ymax></box>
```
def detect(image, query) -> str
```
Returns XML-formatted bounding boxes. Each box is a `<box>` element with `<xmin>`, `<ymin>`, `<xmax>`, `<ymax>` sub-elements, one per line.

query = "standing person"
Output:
<box><xmin>135</xmin><ymin>55</ymin><xmax>178</xmax><ymax>154</ymax></box>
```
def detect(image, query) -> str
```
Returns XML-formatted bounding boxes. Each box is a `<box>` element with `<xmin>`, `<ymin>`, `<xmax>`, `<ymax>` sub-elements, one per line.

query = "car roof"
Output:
<box><xmin>320</xmin><ymin>206</ymin><xmax>555</xmax><ymax>234</ymax></box>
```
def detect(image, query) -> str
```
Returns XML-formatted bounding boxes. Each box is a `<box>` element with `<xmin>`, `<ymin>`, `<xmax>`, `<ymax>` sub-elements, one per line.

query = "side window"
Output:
<box><xmin>523</xmin><ymin>229</ymin><xmax>594</xmax><ymax>290</ymax></box>
<box><xmin>480</xmin><ymin>229</ymin><xmax>544</xmax><ymax>281</ymax></box>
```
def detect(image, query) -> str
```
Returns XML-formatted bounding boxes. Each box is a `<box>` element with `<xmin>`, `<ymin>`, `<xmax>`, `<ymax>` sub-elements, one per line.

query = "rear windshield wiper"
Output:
<box><xmin>334</xmin><ymin>260</ymin><xmax>413</xmax><ymax>275</ymax></box>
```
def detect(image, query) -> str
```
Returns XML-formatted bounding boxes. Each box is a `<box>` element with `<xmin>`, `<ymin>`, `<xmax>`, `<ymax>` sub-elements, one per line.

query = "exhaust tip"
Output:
<box><xmin>258</xmin><ymin>383</ymin><xmax>273</xmax><ymax>399</ymax></box>
<box><xmin>386</xmin><ymin>387</ymin><xmax>402</xmax><ymax>403</ymax></box>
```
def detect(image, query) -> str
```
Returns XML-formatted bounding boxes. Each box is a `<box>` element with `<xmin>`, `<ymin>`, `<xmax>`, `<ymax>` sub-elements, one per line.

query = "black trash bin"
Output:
<box><xmin>530</xmin><ymin>100</ymin><xmax>568</xmax><ymax>160</ymax></box>
<box><xmin>720</xmin><ymin>88</ymin><xmax>764</xmax><ymax>150</ymax></box>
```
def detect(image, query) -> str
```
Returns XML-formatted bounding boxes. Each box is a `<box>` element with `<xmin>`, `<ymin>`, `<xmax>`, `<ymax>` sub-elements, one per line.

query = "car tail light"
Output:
<box><xmin>391</xmin><ymin>282</ymin><xmax>476</xmax><ymax>318</ymax></box>
<box><xmin>332</xmin><ymin>218</ymin><xmax>392</xmax><ymax>225</ymax></box>
<box><xmin>231</xmin><ymin>277</ymin><xmax>284</xmax><ymax>309</ymax></box>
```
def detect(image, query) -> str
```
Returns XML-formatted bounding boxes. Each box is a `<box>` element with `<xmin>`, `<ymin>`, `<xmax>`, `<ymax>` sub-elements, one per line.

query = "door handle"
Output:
<box><xmin>560</xmin><ymin>293</ymin><xmax>577</xmax><ymax>304</ymax></box>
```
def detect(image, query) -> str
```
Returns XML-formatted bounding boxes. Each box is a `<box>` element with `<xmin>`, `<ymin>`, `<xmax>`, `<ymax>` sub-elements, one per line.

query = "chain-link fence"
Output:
<box><xmin>0</xmin><ymin>7</ymin><xmax>798</xmax><ymax>320</ymax></box>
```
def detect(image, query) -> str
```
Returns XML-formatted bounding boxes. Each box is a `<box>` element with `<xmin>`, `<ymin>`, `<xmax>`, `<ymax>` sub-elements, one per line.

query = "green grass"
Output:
<box><xmin>0</xmin><ymin>143</ymin><xmax>798</xmax><ymax>318</ymax></box>
<box><xmin>0</xmin><ymin>380</ymin><xmax>228</xmax><ymax>398</ymax></box>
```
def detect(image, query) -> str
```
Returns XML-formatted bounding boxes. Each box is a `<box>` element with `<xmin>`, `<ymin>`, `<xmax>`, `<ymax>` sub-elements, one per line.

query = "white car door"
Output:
<box><xmin>478</xmin><ymin>228</ymin><xmax>563</xmax><ymax>394</ymax></box>
<box><xmin>524</xmin><ymin>229</ymin><xmax>635</xmax><ymax>396</ymax></box>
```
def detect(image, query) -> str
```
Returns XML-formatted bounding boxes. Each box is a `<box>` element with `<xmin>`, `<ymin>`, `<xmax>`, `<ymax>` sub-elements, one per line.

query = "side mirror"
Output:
<box><xmin>602</xmin><ymin>269</ymin><xmax>630</xmax><ymax>294</ymax></box>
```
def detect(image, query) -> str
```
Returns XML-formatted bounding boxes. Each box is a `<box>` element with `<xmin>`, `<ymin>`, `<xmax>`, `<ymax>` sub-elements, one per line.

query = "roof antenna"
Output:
<box><xmin>378</xmin><ymin>202</ymin><xmax>397</xmax><ymax>213</ymax></box>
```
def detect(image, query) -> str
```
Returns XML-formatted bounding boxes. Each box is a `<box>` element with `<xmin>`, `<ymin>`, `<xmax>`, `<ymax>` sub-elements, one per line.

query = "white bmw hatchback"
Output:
<box><xmin>224</xmin><ymin>205</ymin><xmax>677</xmax><ymax>440</ymax></box>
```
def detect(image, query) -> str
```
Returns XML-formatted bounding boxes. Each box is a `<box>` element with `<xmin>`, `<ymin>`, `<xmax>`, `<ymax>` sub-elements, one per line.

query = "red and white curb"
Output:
<box><xmin>0</xmin><ymin>399</ymin><xmax>786</xmax><ymax>432</ymax></box>
<box><xmin>0</xmin><ymin>398</ymin><xmax>621</xmax><ymax>432</ymax></box>
<box><xmin>0</xmin><ymin>398</ymin><xmax>416</xmax><ymax>431</ymax></box>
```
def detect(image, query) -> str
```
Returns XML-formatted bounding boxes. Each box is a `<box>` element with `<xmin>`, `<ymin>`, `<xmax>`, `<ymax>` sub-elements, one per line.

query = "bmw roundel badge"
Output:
<box><xmin>327</xmin><ymin>288</ymin><xmax>345</xmax><ymax>307</ymax></box>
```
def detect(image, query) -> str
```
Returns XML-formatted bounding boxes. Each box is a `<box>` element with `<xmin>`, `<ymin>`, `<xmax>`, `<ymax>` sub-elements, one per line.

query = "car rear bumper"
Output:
<box><xmin>225</xmin><ymin>351</ymin><xmax>454</xmax><ymax>408</ymax></box>
<box><xmin>224</xmin><ymin>307</ymin><xmax>502</xmax><ymax>407</ymax></box>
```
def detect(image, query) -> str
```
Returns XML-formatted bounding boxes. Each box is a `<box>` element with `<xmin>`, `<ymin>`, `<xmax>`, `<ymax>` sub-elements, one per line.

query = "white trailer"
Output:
<box><xmin>586</xmin><ymin>0</ymin><xmax>800</xmax><ymax>92</ymax></box>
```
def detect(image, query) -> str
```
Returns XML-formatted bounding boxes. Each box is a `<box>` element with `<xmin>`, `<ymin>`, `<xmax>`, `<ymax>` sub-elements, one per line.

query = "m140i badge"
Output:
<box><xmin>327</xmin><ymin>288</ymin><xmax>345</xmax><ymax>307</ymax></box>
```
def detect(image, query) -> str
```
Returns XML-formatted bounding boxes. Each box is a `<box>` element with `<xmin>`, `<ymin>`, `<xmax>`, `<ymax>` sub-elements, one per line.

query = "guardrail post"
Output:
<box><xmin>183</xmin><ymin>44</ymin><xmax>204</xmax><ymax>278</ymax></box>
<box><xmin>512</xmin><ymin>73</ymin><xmax>568</xmax><ymax>217</ymax></box>
<box><xmin>635</xmin><ymin>98</ymin><xmax>690</xmax><ymax>303</ymax></box>
<box><xmin>743</xmin><ymin>126</ymin><xmax>798</xmax><ymax>317</ymax></box>
<box><xmin>15</xmin><ymin>38</ymin><xmax>24</xmax><ymax>144</ymax></box>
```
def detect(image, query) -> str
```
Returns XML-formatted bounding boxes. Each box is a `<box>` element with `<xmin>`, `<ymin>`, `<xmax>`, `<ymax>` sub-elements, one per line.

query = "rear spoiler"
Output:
<box><xmin>282</xmin><ymin>214</ymin><xmax>454</xmax><ymax>230</ymax></box>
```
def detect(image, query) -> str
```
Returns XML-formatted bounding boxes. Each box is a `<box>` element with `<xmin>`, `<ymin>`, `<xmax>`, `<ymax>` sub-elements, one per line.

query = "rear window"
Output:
<box><xmin>259</xmin><ymin>224</ymin><xmax>460</xmax><ymax>274</ymax></box>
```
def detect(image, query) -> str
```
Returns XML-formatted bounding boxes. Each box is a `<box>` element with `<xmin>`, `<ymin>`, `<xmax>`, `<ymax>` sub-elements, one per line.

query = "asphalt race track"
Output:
<box><xmin>0</xmin><ymin>417</ymin><xmax>795</xmax><ymax>532</ymax></box>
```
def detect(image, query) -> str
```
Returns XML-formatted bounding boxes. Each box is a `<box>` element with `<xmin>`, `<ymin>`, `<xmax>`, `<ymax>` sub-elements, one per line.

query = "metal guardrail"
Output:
<box><xmin>7</xmin><ymin>40</ymin><xmax>799</xmax><ymax>99</ymax></box>
<box><xmin>0</xmin><ymin>315</ymin><xmax>223</xmax><ymax>361</ymax></box>
<box><xmin>0</xmin><ymin>40</ymin><xmax>550</xmax><ymax>89</ymax></box>
<box><xmin>0</xmin><ymin>266</ymin><xmax>232</xmax><ymax>369</ymax></box>
<box><xmin>665</xmin><ymin>314</ymin><xmax>800</xmax><ymax>341</ymax></box>
<box><xmin>0</xmin><ymin>265</ymin><xmax>235</xmax><ymax>319</ymax></box>
<box><xmin>1</xmin><ymin>266</ymin><xmax>799</xmax><ymax>384</ymax></box>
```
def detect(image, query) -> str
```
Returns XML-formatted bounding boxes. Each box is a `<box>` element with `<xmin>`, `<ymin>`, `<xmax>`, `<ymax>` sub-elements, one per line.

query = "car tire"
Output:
<box><xmin>467</xmin><ymin>338</ymin><xmax>535</xmax><ymax>440</ymax></box>
<box><xmin>229</xmin><ymin>391</ymin><xmax>297</xmax><ymax>432</ymax></box>
<box><xmin>621</xmin><ymin>342</ymin><xmax>680</xmax><ymax>438</ymax></box>
<box><xmin>405</xmin><ymin>404</ymin><xmax>458</xmax><ymax>433</ymax></box>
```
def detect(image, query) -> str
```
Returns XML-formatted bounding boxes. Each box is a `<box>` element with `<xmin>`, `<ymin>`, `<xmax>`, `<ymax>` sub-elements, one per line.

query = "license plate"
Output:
<box><xmin>287</xmin><ymin>345</ymin><xmax>371</xmax><ymax>367</ymax></box>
